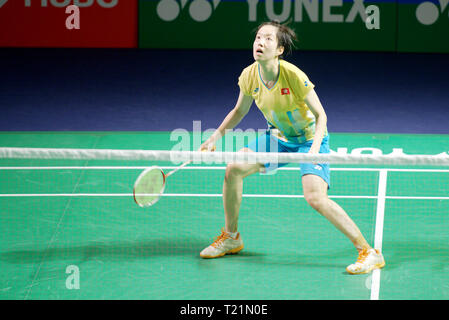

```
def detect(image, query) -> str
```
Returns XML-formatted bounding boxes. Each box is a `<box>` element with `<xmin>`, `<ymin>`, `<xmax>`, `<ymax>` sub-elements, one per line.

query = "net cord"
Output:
<box><xmin>1</xmin><ymin>147</ymin><xmax>449</xmax><ymax>166</ymax></box>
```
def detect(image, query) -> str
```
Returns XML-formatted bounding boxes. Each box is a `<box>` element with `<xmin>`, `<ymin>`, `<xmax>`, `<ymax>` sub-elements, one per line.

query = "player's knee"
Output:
<box><xmin>225</xmin><ymin>163</ymin><xmax>245</xmax><ymax>181</ymax></box>
<box><xmin>304</xmin><ymin>191</ymin><xmax>326</xmax><ymax>212</ymax></box>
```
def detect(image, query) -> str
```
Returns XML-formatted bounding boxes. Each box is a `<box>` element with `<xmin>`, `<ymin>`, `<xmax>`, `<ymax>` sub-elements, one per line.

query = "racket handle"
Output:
<box><xmin>165</xmin><ymin>147</ymin><xmax>214</xmax><ymax>178</ymax></box>
<box><xmin>165</xmin><ymin>160</ymin><xmax>192</xmax><ymax>178</ymax></box>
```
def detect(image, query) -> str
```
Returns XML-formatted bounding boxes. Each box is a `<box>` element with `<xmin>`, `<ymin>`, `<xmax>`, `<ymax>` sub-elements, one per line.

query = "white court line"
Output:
<box><xmin>385</xmin><ymin>196</ymin><xmax>449</xmax><ymax>200</ymax></box>
<box><xmin>0</xmin><ymin>193</ymin><xmax>377</xmax><ymax>199</ymax></box>
<box><xmin>371</xmin><ymin>169</ymin><xmax>388</xmax><ymax>300</ymax></box>
<box><xmin>0</xmin><ymin>193</ymin><xmax>448</xmax><ymax>200</ymax></box>
<box><xmin>1</xmin><ymin>166</ymin><xmax>449</xmax><ymax>172</ymax></box>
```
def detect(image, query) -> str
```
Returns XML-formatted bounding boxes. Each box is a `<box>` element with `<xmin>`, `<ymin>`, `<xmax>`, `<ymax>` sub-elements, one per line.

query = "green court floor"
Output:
<box><xmin>0</xmin><ymin>132</ymin><xmax>448</xmax><ymax>300</ymax></box>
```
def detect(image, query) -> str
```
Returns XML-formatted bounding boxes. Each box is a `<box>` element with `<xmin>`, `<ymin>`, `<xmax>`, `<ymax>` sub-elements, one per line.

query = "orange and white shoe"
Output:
<box><xmin>346</xmin><ymin>248</ymin><xmax>386</xmax><ymax>274</ymax></box>
<box><xmin>200</xmin><ymin>228</ymin><xmax>244</xmax><ymax>259</ymax></box>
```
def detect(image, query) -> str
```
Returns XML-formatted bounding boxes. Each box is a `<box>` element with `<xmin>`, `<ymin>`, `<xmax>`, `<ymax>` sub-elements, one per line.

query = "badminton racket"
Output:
<box><xmin>133</xmin><ymin>146</ymin><xmax>215</xmax><ymax>207</ymax></box>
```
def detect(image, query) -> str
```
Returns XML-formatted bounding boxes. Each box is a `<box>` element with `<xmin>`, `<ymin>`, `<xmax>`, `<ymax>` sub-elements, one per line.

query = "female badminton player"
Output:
<box><xmin>199</xmin><ymin>21</ymin><xmax>385</xmax><ymax>274</ymax></box>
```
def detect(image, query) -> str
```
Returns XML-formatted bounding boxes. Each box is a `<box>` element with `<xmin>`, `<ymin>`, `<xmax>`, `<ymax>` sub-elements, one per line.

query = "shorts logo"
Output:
<box><xmin>281</xmin><ymin>88</ymin><xmax>290</xmax><ymax>95</ymax></box>
<box><xmin>314</xmin><ymin>165</ymin><xmax>322</xmax><ymax>171</ymax></box>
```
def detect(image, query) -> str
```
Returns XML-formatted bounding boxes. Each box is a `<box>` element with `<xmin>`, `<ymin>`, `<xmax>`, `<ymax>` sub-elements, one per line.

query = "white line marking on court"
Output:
<box><xmin>1</xmin><ymin>193</ymin><xmax>448</xmax><ymax>200</ymax></box>
<box><xmin>385</xmin><ymin>196</ymin><xmax>449</xmax><ymax>200</ymax></box>
<box><xmin>0</xmin><ymin>193</ymin><xmax>377</xmax><ymax>199</ymax></box>
<box><xmin>371</xmin><ymin>169</ymin><xmax>387</xmax><ymax>300</ymax></box>
<box><xmin>1</xmin><ymin>166</ymin><xmax>449</xmax><ymax>173</ymax></box>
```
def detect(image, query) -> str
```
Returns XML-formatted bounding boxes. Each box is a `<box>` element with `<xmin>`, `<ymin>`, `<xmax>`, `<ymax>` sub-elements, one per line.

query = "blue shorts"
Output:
<box><xmin>245</xmin><ymin>131</ymin><xmax>331</xmax><ymax>188</ymax></box>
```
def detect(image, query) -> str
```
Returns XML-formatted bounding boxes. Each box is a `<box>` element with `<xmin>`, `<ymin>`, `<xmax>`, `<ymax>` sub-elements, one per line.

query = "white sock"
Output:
<box><xmin>226</xmin><ymin>231</ymin><xmax>238</xmax><ymax>239</ymax></box>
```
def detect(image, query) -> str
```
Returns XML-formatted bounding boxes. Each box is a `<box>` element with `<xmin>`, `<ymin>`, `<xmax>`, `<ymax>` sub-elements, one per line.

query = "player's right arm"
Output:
<box><xmin>200</xmin><ymin>91</ymin><xmax>254</xmax><ymax>151</ymax></box>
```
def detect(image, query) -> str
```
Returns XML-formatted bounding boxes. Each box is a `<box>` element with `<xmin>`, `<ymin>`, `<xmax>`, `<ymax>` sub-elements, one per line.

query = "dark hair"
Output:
<box><xmin>256</xmin><ymin>20</ymin><xmax>298</xmax><ymax>58</ymax></box>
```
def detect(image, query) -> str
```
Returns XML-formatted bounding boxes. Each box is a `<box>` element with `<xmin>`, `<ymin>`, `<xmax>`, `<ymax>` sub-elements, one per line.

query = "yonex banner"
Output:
<box><xmin>0</xmin><ymin>0</ymin><xmax>138</xmax><ymax>47</ymax></box>
<box><xmin>138</xmin><ymin>0</ymin><xmax>448</xmax><ymax>53</ymax></box>
<box><xmin>139</xmin><ymin>0</ymin><xmax>396</xmax><ymax>51</ymax></box>
<box><xmin>397</xmin><ymin>0</ymin><xmax>449</xmax><ymax>53</ymax></box>
<box><xmin>0</xmin><ymin>0</ymin><xmax>446</xmax><ymax>51</ymax></box>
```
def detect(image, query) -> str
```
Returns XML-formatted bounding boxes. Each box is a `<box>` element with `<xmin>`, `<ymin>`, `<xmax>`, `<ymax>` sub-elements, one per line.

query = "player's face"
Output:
<box><xmin>253</xmin><ymin>25</ymin><xmax>283</xmax><ymax>62</ymax></box>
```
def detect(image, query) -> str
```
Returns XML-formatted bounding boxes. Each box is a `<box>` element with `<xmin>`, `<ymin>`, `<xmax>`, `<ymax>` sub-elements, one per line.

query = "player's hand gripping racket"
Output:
<box><xmin>133</xmin><ymin>145</ymin><xmax>215</xmax><ymax>207</ymax></box>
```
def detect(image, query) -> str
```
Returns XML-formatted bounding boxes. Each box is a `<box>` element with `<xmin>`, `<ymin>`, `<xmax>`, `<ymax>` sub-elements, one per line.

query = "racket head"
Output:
<box><xmin>133</xmin><ymin>166</ymin><xmax>166</xmax><ymax>207</ymax></box>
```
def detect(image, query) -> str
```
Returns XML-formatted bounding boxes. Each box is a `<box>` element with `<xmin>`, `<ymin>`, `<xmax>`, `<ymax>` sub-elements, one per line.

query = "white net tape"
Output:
<box><xmin>1</xmin><ymin>147</ymin><xmax>449</xmax><ymax>166</ymax></box>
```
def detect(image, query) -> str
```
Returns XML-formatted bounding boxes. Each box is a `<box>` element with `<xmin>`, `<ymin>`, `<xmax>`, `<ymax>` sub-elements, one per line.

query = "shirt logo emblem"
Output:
<box><xmin>254</xmin><ymin>88</ymin><xmax>259</xmax><ymax>93</ymax></box>
<box><xmin>304</xmin><ymin>81</ymin><xmax>308</xmax><ymax>87</ymax></box>
<box><xmin>281</xmin><ymin>88</ymin><xmax>290</xmax><ymax>95</ymax></box>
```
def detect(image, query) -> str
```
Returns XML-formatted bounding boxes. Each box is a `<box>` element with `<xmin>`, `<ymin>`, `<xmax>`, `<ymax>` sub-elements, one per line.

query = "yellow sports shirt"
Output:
<box><xmin>238</xmin><ymin>59</ymin><xmax>327</xmax><ymax>143</ymax></box>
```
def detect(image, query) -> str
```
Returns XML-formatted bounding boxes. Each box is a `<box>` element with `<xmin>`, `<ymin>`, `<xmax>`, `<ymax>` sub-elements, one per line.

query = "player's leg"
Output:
<box><xmin>223</xmin><ymin>148</ymin><xmax>265</xmax><ymax>233</ymax></box>
<box><xmin>302</xmin><ymin>174</ymin><xmax>370</xmax><ymax>250</ymax></box>
<box><xmin>302</xmin><ymin>174</ymin><xmax>385</xmax><ymax>274</ymax></box>
<box><xmin>200</xmin><ymin>148</ymin><xmax>263</xmax><ymax>259</ymax></box>
<box><xmin>201</xmin><ymin>131</ymin><xmax>285</xmax><ymax>259</ymax></box>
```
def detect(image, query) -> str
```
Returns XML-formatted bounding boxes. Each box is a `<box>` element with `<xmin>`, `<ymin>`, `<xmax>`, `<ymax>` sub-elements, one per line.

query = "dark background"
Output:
<box><xmin>1</xmin><ymin>48</ymin><xmax>448</xmax><ymax>134</ymax></box>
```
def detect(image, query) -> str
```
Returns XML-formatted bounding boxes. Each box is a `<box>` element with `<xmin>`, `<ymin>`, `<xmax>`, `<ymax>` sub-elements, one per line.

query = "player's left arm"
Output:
<box><xmin>304</xmin><ymin>89</ymin><xmax>327</xmax><ymax>154</ymax></box>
